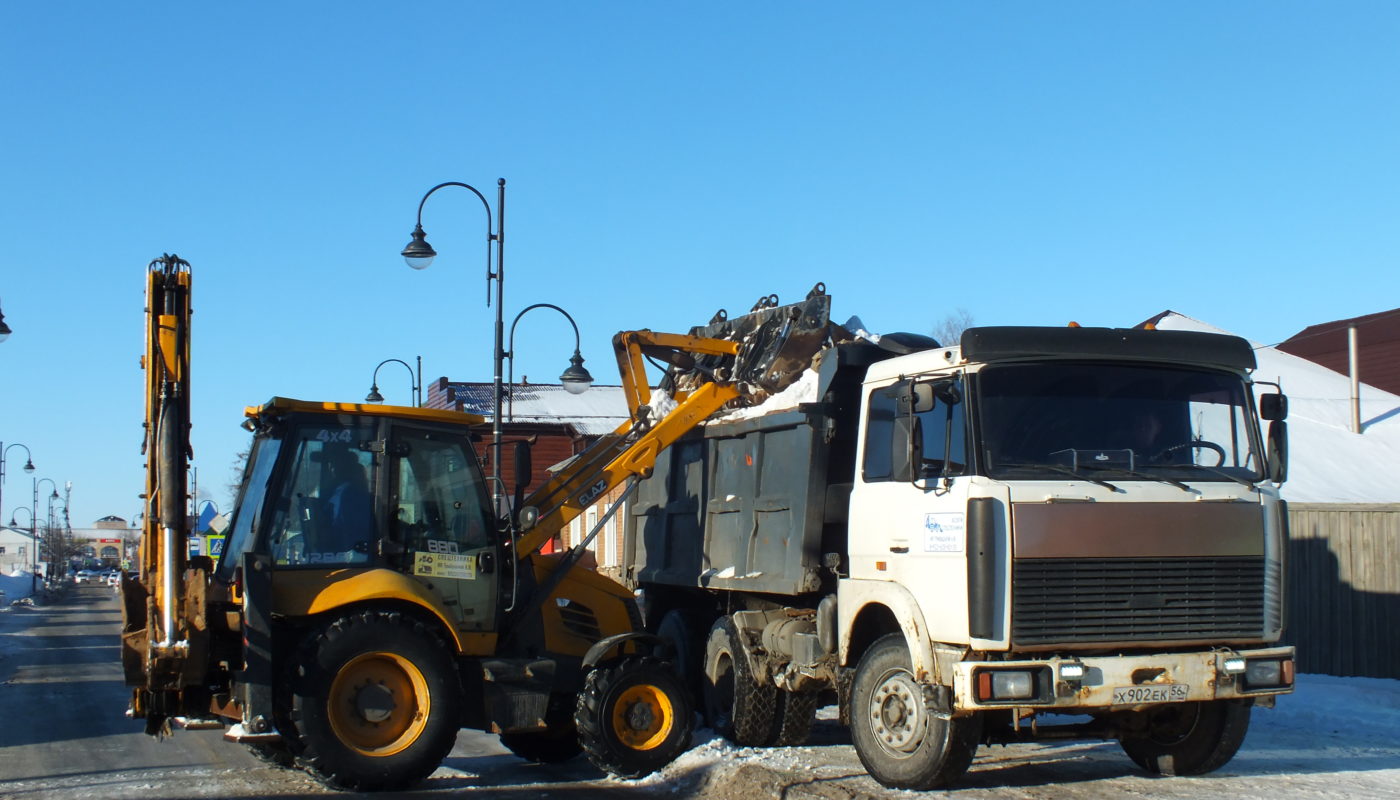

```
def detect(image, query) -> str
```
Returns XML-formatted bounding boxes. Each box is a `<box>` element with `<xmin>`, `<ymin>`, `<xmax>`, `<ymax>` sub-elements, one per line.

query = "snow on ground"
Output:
<box><xmin>1152</xmin><ymin>312</ymin><xmax>1400</xmax><ymax>503</ymax></box>
<box><xmin>608</xmin><ymin>674</ymin><xmax>1400</xmax><ymax>799</ymax></box>
<box><xmin>0</xmin><ymin>569</ymin><xmax>35</xmax><ymax>606</ymax></box>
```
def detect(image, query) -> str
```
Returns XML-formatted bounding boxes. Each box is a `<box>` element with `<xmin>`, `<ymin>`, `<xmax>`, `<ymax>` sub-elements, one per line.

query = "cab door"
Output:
<box><xmin>389</xmin><ymin>424</ymin><xmax>500</xmax><ymax>633</ymax></box>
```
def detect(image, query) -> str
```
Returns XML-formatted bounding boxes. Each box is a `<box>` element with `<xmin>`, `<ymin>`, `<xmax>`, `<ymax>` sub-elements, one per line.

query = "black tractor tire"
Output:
<box><xmin>575</xmin><ymin>656</ymin><xmax>694</xmax><ymax>779</ymax></box>
<box><xmin>288</xmin><ymin>610</ymin><xmax>462</xmax><ymax>791</ymax></box>
<box><xmin>654</xmin><ymin>608</ymin><xmax>705</xmax><ymax>702</ymax></box>
<box><xmin>499</xmin><ymin>724</ymin><xmax>583</xmax><ymax>764</ymax></box>
<box><xmin>771</xmin><ymin>690</ymin><xmax>820</xmax><ymax>747</ymax></box>
<box><xmin>245</xmin><ymin>742</ymin><xmax>296</xmax><ymax>768</ymax></box>
<box><xmin>702</xmin><ymin>617</ymin><xmax>777</xmax><ymax>746</ymax></box>
<box><xmin>849</xmin><ymin>634</ymin><xmax>980</xmax><ymax>790</ymax></box>
<box><xmin>1119</xmin><ymin>699</ymin><xmax>1252</xmax><ymax>776</ymax></box>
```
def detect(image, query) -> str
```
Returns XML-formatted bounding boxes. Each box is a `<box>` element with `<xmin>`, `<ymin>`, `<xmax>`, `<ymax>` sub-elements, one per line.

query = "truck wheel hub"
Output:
<box><xmin>355</xmin><ymin>681</ymin><xmax>396</xmax><ymax>723</ymax></box>
<box><xmin>870</xmin><ymin>670</ymin><xmax>924</xmax><ymax>753</ymax></box>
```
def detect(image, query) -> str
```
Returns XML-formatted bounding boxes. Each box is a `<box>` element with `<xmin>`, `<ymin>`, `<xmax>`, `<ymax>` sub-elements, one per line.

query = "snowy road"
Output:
<box><xmin>2</xmin><ymin>585</ymin><xmax>1397</xmax><ymax>799</ymax></box>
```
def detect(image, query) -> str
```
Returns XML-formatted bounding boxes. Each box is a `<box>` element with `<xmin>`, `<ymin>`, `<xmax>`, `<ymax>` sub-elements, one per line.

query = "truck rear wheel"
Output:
<box><xmin>575</xmin><ymin>656</ymin><xmax>694</xmax><ymax>778</ymax></box>
<box><xmin>289</xmin><ymin>611</ymin><xmax>462</xmax><ymax>791</ymax></box>
<box><xmin>703</xmin><ymin>617</ymin><xmax>777</xmax><ymax>746</ymax></box>
<box><xmin>771</xmin><ymin>690</ymin><xmax>819</xmax><ymax>746</ymax></box>
<box><xmin>1119</xmin><ymin>699</ymin><xmax>1252</xmax><ymax>776</ymax></box>
<box><xmin>849</xmin><ymin>634</ymin><xmax>979</xmax><ymax>790</ymax></box>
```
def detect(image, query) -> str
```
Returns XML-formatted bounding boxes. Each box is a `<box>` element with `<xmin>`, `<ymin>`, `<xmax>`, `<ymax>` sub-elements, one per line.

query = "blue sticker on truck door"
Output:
<box><xmin>924</xmin><ymin>513</ymin><xmax>965</xmax><ymax>552</ymax></box>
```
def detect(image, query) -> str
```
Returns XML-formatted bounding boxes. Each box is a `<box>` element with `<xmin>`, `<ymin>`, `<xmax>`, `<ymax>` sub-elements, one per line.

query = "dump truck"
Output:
<box><xmin>626</xmin><ymin>307</ymin><xmax>1297</xmax><ymax>789</ymax></box>
<box><xmin>120</xmin><ymin>255</ymin><xmax>829</xmax><ymax>790</ymax></box>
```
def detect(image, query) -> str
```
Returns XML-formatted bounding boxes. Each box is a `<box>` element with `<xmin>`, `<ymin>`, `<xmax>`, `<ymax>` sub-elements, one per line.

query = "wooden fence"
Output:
<box><xmin>1285</xmin><ymin>503</ymin><xmax>1400</xmax><ymax>679</ymax></box>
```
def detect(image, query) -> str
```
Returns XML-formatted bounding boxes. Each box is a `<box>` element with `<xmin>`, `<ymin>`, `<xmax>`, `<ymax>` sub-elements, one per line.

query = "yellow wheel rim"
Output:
<box><xmin>327</xmin><ymin>651</ymin><xmax>430</xmax><ymax>757</ymax></box>
<box><xmin>610</xmin><ymin>683</ymin><xmax>675</xmax><ymax>751</ymax></box>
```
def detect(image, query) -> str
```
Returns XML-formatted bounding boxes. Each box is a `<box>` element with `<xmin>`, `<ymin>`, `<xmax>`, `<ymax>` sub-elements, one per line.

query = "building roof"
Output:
<box><xmin>0</xmin><ymin>526</ymin><xmax>37</xmax><ymax>542</ymax></box>
<box><xmin>428</xmin><ymin>381</ymin><xmax>630</xmax><ymax>436</ymax></box>
<box><xmin>1276</xmin><ymin>307</ymin><xmax>1400</xmax><ymax>396</ymax></box>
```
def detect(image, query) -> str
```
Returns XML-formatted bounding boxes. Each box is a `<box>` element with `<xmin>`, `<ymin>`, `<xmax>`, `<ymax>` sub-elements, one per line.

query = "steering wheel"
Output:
<box><xmin>1152</xmin><ymin>440</ymin><xmax>1226</xmax><ymax>466</ymax></box>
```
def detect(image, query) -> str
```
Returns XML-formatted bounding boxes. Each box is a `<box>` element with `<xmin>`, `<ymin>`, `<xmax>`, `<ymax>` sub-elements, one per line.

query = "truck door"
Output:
<box><xmin>855</xmin><ymin>375</ymin><xmax>973</xmax><ymax>642</ymax></box>
<box><xmin>389</xmin><ymin>425</ymin><xmax>500</xmax><ymax>633</ymax></box>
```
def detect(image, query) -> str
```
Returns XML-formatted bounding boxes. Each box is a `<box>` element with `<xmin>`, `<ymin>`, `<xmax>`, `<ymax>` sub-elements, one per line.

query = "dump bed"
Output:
<box><xmin>624</xmin><ymin>341</ymin><xmax>890</xmax><ymax>597</ymax></box>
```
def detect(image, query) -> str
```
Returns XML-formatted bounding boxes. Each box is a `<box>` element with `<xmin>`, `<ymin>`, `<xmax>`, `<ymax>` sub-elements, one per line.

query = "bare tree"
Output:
<box><xmin>933</xmin><ymin>308</ymin><xmax>975</xmax><ymax>346</ymax></box>
<box><xmin>225</xmin><ymin>447</ymin><xmax>250</xmax><ymax>510</ymax></box>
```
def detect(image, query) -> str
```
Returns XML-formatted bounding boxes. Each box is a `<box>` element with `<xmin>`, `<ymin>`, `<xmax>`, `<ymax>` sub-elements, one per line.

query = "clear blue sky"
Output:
<box><xmin>1</xmin><ymin>2</ymin><xmax>1397</xmax><ymax>527</ymax></box>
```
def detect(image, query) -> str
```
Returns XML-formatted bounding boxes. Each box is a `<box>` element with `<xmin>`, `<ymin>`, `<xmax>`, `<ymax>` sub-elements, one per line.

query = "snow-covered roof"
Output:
<box><xmin>437</xmin><ymin>382</ymin><xmax>630</xmax><ymax>436</ymax></box>
<box><xmin>1148</xmin><ymin>311</ymin><xmax>1400</xmax><ymax>504</ymax></box>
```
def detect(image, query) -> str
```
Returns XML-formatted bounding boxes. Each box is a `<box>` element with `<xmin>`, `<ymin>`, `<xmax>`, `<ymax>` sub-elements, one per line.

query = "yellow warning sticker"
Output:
<box><xmin>413</xmin><ymin>551</ymin><xmax>477</xmax><ymax>580</ymax></box>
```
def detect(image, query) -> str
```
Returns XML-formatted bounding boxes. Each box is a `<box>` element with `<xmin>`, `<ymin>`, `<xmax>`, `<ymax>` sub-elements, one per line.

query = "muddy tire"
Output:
<box><xmin>289</xmin><ymin>610</ymin><xmax>462</xmax><ymax>791</ymax></box>
<box><xmin>703</xmin><ymin>617</ymin><xmax>777</xmax><ymax>746</ymax></box>
<box><xmin>1119</xmin><ymin>699</ymin><xmax>1252</xmax><ymax>776</ymax></box>
<box><xmin>575</xmin><ymin>656</ymin><xmax>694</xmax><ymax>779</ymax></box>
<box><xmin>245</xmin><ymin>742</ymin><xmax>296</xmax><ymax>768</ymax></box>
<box><xmin>849</xmin><ymin>634</ymin><xmax>980</xmax><ymax>790</ymax></box>
<box><xmin>771</xmin><ymin>690</ymin><xmax>819</xmax><ymax>747</ymax></box>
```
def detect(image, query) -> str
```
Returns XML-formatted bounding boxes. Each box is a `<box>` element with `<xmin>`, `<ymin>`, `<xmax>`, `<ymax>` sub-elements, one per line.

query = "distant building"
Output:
<box><xmin>1277</xmin><ymin>308</ymin><xmax>1400</xmax><ymax>395</ymax></box>
<box><xmin>0</xmin><ymin>525</ymin><xmax>37</xmax><ymax>574</ymax></box>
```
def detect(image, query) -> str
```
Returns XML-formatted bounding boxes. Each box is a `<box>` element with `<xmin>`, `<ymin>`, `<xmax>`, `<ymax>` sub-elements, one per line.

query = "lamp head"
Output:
<box><xmin>365</xmin><ymin>384</ymin><xmax>385</xmax><ymax>404</ymax></box>
<box><xmin>23</xmin><ymin>459</ymin><xmax>35</xmax><ymax>474</ymax></box>
<box><xmin>402</xmin><ymin>224</ymin><xmax>437</xmax><ymax>270</ymax></box>
<box><xmin>0</xmin><ymin>307</ymin><xmax>10</xmax><ymax>343</ymax></box>
<box><xmin>560</xmin><ymin>351</ymin><xmax>594</xmax><ymax>395</ymax></box>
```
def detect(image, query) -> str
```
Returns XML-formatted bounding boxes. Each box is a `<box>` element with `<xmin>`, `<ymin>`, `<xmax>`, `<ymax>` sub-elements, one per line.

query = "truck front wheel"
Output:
<box><xmin>289</xmin><ymin>611</ymin><xmax>462</xmax><ymax>791</ymax></box>
<box><xmin>1118</xmin><ymin>699</ymin><xmax>1252</xmax><ymax>776</ymax></box>
<box><xmin>849</xmin><ymin>634</ymin><xmax>980</xmax><ymax>790</ymax></box>
<box><xmin>575</xmin><ymin>656</ymin><xmax>694</xmax><ymax>778</ymax></box>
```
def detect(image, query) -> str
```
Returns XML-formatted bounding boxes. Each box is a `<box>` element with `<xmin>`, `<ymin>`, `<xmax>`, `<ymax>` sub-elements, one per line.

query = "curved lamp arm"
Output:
<box><xmin>506</xmin><ymin>303</ymin><xmax>595</xmax><ymax>421</ymax></box>
<box><xmin>366</xmin><ymin>357</ymin><xmax>423</xmax><ymax>407</ymax></box>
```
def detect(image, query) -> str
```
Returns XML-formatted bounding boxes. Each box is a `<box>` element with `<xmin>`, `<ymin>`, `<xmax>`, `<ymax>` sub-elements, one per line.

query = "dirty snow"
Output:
<box><xmin>613</xmin><ymin>673</ymin><xmax>1400</xmax><ymax>798</ymax></box>
<box><xmin>708</xmin><ymin>368</ymin><xmax>820</xmax><ymax>423</ymax></box>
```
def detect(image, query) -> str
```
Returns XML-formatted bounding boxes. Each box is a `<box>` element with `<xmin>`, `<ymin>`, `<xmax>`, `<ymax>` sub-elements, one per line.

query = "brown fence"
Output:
<box><xmin>1285</xmin><ymin>503</ymin><xmax>1400</xmax><ymax>679</ymax></box>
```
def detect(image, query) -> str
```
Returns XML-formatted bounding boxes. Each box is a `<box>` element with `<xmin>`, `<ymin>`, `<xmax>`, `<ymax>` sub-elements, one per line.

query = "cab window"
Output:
<box><xmin>266</xmin><ymin>422</ymin><xmax>379</xmax><ymax>566</ymax></box>
<box><xmin>393</xmin><ymin>429</ymin><xmax>493</xmax><ymax>555</ymax></box>
<box><xmin>863</xmin><ymin>379</ymin><xmax>967</xmax><ymax>482</ymax></box>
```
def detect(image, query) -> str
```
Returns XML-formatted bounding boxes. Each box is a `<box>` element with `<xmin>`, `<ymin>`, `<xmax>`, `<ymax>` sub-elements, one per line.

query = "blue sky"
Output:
<box><xmin>1</xmin><ymin>2</ymin><xmax>1397</xmax><ymax>526</ymax></box>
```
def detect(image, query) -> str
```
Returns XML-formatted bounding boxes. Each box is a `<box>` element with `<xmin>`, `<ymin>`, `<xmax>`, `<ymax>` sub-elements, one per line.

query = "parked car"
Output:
<box><xmin>74</xmin><ymin>569</ymin><xmax>97</xmax><ymax>584</ymax></box>
<box><xmin>107</xmin><ymin>572</ymin><xmax>120</xmax><ymax>589</ymax></box>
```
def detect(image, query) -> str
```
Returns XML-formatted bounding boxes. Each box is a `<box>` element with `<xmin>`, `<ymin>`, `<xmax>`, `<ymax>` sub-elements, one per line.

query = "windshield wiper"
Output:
<box><xmin>1171</xmin><ymin>463</ymin><xmax>1259</xmax><ymax>488</ymax></box>
<box><xmin>995</xmin><ymin>461</ymin><xmax>1122</xmax><ymax>492</ymax></box>
<box><xmin>1077</xmin><ymin>462</ymin><xmax>1193</xmax><ymax>493</ymax></box>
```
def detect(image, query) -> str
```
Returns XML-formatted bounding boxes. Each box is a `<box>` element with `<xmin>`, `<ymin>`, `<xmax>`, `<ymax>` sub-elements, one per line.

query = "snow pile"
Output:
<box><xmin>707</xmin><ymin>368</ymin><xmax>820</xmax><ymax>424</ymax></box>
<box><xmin>0</xmin><ymin>569</ymin><xmax>34</xmax><ymax>606</ymax></box>
<box><xmin>1152</xmin><ymin>312</ymin><xmax>1400</xmax><ymax>503</ymax></box>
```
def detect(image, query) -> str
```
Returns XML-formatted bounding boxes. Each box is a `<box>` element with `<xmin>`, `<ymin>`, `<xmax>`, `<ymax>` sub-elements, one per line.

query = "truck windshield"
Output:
<box><xmin>215</xmin><ymin>433</ymin><xmax>282</xmax><ymax>582</ymax></box>
<box><xmin>977</xmin><ymin>362</ymin><xmax>1263</xmax><ymax>483</ymax></box>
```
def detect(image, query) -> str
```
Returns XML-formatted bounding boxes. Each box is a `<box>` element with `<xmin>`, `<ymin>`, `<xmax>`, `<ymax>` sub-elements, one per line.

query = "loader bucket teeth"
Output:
<box><xmin>687</xmin><ymin>288</ymin><xmax>832</xmax><ymax>397</ymax></box>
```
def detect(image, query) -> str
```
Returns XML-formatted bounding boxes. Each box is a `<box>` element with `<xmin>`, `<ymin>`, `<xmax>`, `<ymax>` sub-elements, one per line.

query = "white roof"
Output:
<box><xmin>1151</xmin><ymin>311</ymin><xmax>1400</xmax><ymax>504</ymax></box>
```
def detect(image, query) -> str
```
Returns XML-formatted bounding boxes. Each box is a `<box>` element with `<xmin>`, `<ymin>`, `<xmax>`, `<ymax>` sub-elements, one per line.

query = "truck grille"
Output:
<box><xmin>1012</xmin><ymin>557</ymin><xmax>1265</xmax><ymax>645</ymax></box>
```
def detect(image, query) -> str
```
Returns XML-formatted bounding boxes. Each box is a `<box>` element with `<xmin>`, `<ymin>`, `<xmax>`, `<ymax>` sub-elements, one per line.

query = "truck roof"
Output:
<box><xmin>244</xmin><ymin>396</ymin><xmax>486</xmax><ymax>427</ymax></box>
<box><xmin>960</xmin><ymin>326</ymin><xmax>1257</xmax><ymax>372</ymax></box>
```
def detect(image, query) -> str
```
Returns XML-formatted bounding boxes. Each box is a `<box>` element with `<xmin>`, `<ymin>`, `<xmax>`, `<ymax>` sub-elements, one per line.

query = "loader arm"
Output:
<box><xmin>513</xmin><ymin>330</ymin><xmax>741</xmax><ymax>559</ymax></box>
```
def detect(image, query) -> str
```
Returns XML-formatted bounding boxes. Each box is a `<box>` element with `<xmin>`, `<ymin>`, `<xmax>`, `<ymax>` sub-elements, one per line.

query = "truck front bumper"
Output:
<box><xmin>951</xmin><ymin>646</ymin><xmax>1295</xmax><ymax>712</ymax></box>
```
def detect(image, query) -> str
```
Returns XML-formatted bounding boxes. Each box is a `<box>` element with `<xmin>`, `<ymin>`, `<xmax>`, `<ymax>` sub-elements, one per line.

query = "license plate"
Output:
<box><xmin>1113</xmin><ymin>684</ymin><xmax>1189</xmax><ymax>704</ymax></box>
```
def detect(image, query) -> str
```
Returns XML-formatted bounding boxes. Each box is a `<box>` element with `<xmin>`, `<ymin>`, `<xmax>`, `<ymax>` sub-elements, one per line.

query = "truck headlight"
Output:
<box><xmin>975</xmin><ymin>669</ymin><xmax>1041</xmax><ymax>701</ymax></box>
<box><xmin>1243</xmin><ymin>658</ymin><xmax>1293</xmax><ymax>690</ymax></box>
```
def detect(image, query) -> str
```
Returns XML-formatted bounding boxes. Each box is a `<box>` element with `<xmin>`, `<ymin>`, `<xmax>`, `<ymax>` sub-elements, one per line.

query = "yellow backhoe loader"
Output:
<box><xmin>120</xmin><ymin>253</ymin><xmax>829</xmax><ymax>790</ymax></box>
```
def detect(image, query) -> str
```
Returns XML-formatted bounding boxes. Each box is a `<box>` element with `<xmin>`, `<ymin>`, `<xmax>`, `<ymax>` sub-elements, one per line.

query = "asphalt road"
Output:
<box><xmin>0</xmin><ymin>585</ymin><xmax>656</xmax><ymax>799</ymax></box>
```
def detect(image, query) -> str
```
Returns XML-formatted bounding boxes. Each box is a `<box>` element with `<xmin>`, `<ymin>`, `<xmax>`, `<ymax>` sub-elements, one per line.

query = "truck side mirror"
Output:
<box><xmin>1260</xmin><ymin>393</ymin><xmax>1288</xmax><ymax>421</ymax></box>
<box><xmin>1267</xmin><ymin>420</ymin><xmax>1288</xmax><ymax>484</ymax></box>
<box><xmin>891</xmin><ymin>415</ymin><xmax>922</xmax><ymax>483</ymax></box>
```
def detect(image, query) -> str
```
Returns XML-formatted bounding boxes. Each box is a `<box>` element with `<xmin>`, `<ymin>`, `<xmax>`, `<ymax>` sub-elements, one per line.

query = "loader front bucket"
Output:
<box><xmin>684</xmin><ymin>282</ymin><xmax>832</xmax><ymax>398</ymax></box>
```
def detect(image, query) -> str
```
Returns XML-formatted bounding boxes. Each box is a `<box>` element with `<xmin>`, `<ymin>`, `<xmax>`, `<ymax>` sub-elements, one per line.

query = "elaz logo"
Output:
<box><xmin>578</xmin><ymin>480</ymin><xmax>608</xmax><ymax>507</ymax></box>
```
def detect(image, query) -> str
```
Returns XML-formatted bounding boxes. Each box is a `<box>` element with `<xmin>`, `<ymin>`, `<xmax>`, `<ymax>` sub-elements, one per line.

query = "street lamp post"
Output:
<box><xmin>365</xmin><ymin>356</ymin><xmax>423</xmax><ymax>407</ymax></box>
<box><xmin>506</xmin><ymin>303</ymin><xmax>594</xmax><ymax>421</ymax></box>
<box><xmin>32</xmin><ymin>477</ymin><xmax>58</xmax><ymax>594</ymax></box>
<box><xmin>0</xmin><ymin>441</ymin><xmax>36</xmax><ymax>524</ymax></box>
<box><xmin>401</xmin><ymin>178</ymin><xmax>508</xmax><ymax>508</ymax></box>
